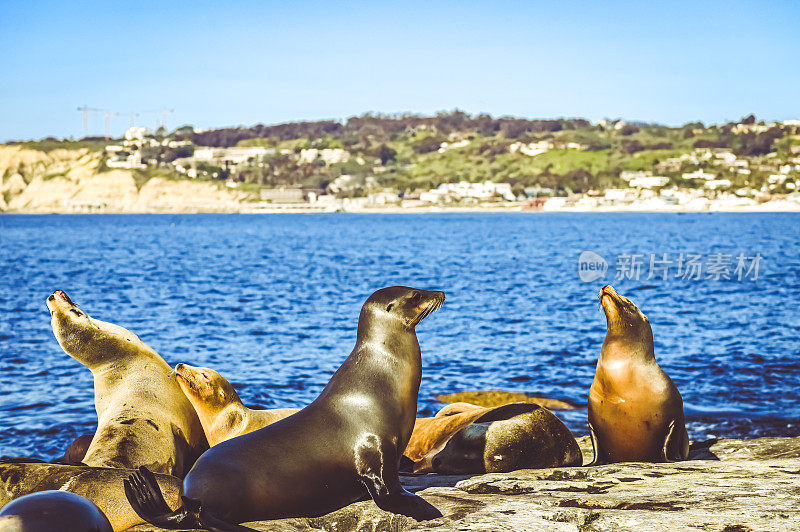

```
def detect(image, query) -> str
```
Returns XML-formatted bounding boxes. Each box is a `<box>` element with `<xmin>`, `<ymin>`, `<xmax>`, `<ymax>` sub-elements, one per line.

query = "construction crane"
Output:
<box><xmin>124</xmin><ymin>111</ymin><xmax>140</xmax><ymax>128</ymax></box>
<box><xmin>76</xmin><ymin>106</ymin><xmax>116</xmax><ymax>139</ymax></box>
<box><xmin>139</xmin><ymin>108</ymin><xmax>174</xmax><ymax>131</ymax></box>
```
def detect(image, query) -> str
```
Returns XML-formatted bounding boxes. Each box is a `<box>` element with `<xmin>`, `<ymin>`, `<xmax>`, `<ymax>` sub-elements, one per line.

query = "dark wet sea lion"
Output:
<box><xmin>0</xmin><ymin>490</ymin><xmax>112</xmax><ymax>532</ymax></box>
<box><xmin>46</xmin><ymin>290</ymin><xmax>207</xmax><ymax>476</ymax></box>
<box><xmin>588</xmin><ymin>285</ymin><xmax>689</xmax><ymax>465</ymax></box>
<box><xmin>125</xmin><ymin>286</ymin><xmax>445</xmax><ymax>529</ymax></box>
<box><xmin>0</xmin><ymin>462</ymin><xmax>181</xmax><ymax>532</ymax></box>
<box><xmin>405</xmin><ymin>402</ymin><xmax>582</xmax><ymax>474</ymax></box>
<box><xmin>173</xmin><ymin>365</ymin><xmax>580</xmax><ymax>475</ymax></box>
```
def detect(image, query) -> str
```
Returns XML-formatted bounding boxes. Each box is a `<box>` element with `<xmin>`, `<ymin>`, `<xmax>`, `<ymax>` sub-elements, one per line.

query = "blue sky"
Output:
<box><xmin>1</xmin><ymin>0</ymin><xmax>798</xmax><ymax>140</ymax></box>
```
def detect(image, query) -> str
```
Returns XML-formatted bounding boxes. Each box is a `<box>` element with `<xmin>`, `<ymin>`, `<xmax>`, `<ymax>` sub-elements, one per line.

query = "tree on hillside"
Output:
<box><xmin>375</xmin><ymin>144</ymin><xmax>397</xmax><ymax>166</ymax></box>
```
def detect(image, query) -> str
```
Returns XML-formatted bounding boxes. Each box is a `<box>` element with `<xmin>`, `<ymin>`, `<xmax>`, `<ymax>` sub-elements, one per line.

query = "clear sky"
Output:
<box><xmin>2</xmin><ymin>0</ymin><xmax>798</xmax><ymax>140</ymax></box>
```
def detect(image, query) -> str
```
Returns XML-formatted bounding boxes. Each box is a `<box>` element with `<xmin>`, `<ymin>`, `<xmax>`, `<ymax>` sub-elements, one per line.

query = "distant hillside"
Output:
<box><xmin>182</xmin><ymin>111</ymin><xmax>800</xmax><ymax>194</ymax></box>
<box><xmin>6</xmin><ymin>111</ymin><xmax>800</xmax><ymax>199</ymax></box>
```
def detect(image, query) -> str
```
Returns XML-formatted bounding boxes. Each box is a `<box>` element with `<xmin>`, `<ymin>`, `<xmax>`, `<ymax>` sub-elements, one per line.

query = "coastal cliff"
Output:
<box><xmin>131</xmin><ymin>436</ymin><xmax>800</xmax><ymax>531</ymax></box>
<box><xmin>0</xmin><ymin>146</ymin><xmax>246</xmax><ymax>213</ymax></box>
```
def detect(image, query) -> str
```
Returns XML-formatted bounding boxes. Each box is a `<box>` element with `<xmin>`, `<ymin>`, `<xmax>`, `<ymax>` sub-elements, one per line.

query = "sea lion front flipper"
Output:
<box><xmin>124</xmin><ymin>467</ymin><xmax>257</xmax><ymax>531</ymax></box>
<box><xmin>587</xmin><ymin>422</ymin><xmax>605</xmax><ymax>466</ymax></box>
<box><xmin>661</xmin><ymin>420</ymin><xmax>689</xmax><ymax>462</ymax></box>
<box><xmin>356</xmin><ymin>438</ymin><xmax>442</xmax><ymax>521</ymax></box>
<box><xmin>661</xmin><ymin>420</ymin><xmax>677</xmax><ymax>462</ymax></box>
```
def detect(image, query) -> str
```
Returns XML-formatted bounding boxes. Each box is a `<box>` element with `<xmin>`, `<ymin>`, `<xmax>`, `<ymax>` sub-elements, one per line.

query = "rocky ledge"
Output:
<box><xmin>132</xmin><ymin>436</ymin><xmax>800</xmax><ymax>531</ymax></box>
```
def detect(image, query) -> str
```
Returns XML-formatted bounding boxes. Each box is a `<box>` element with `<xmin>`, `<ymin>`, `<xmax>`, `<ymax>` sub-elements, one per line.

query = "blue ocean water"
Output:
<box><xmin>0</xmin><ymin>213</ymin><xmax>798</xmax><ymax>459</ymax></box>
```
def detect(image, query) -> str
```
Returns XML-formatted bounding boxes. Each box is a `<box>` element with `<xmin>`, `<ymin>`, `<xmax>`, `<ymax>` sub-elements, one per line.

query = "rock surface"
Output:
<box><xmin>130</xmin><ymin>436</ymin><xmax>800</xmax><ymax>531</ymax></box>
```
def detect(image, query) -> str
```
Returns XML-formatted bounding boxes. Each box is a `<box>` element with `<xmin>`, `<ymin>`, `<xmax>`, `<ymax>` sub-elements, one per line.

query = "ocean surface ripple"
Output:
<box><xmin>0</xmin><ymin>213</ymin><xmax>798</xmax><ymax>459</ymax></box>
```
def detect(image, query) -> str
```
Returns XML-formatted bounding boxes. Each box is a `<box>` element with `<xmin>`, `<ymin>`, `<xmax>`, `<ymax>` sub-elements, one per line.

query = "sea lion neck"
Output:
<box><xmin>355</xmin><ymin>305</ymin><xmax>417</xmax><ymax>348</ymax></box>
<box><xmin>355</xmin><ymin>319</ymin><xmax>419</xmax><ymax>356</ymax></box>
<box><xmin>600</xmin><ymin>332</ymin><xmax>656</xmax><ymax>366</ymax></box>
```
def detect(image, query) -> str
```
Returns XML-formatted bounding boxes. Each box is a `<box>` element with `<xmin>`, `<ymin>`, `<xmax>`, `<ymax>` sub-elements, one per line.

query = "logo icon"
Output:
<box><xmin>578</xmin><ymin>251</ymin><xmax>608</xmax><ymax>282</ymax></box>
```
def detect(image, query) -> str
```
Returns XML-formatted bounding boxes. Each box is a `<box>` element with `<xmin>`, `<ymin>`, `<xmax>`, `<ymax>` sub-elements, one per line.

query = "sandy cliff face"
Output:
<box><xmin>0</xmin><ymin>146</ymin><xmax>245</xmax><ymax>213</ymax></box>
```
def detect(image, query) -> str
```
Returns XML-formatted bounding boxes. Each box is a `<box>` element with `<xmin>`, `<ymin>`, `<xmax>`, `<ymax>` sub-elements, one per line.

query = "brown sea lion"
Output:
<box><xmin>588</xmin><ymin>285</ymin><xmax>689</xmax><ymax>465</ymax></box>
<box><xmin>436</xmin><ymin>391</ymin><xmax>581</xmax><ymax>410</ymax></box>
<box><xmin>0</xmin><ymin>462</ymin><xmax>181</xmax><ymax>532</ymax></box>
<box><xmin>124</xmin><ymin>286</ymin><xmax>445</xmax><ymax>530</ymax></box>
<box><xmin>405</xmin><ymin>402</ymin><xmax>582</xmax><ymax>474</ymax></box>
<box><xmin>46</xmin><ymin>290</ymin><xmax>207</xmax><ymax>476</ymax></box>
<box><xmin>172</xmin><ymin>363</ymin><xmax>298</xmax><ymax>447</ymax></box>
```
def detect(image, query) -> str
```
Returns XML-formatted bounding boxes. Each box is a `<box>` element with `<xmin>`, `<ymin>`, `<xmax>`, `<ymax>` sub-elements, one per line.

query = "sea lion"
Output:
<box><xmin>53</xmin><ymin>435</ymin><xmax>93</xmax><ymax>465</ymax></box>
<box><xmin>0</xmin><ymin>490</ymin><xmax>112</xmax><ymax>532</ymax></box>
<box><xmin>0</xmin><ymin>462</ymin><xmax>181</xmax><ymax>532</ymax></box>
<box><xmin>124</xmin><ymin>286</ymin><xmax>445</xmax><ymax>529</ymax></box>
<box><xmin>436</xmin><ymin>391</ymin><xmax>581</xmax><ymax>410</ymax></box>
<box><xmin>172</xmin><ymin>363</ymin><xmax>298</xmax><ymax>446</ymax></box>
<box><xmin>405</xmin><ymin>402</ymin><xmax>582</xmax><ymax>474</ymax></box>
<box><xmin>174</xmin><ymin>365</ymin><xmax>579</xmax><ymax>475</ymax></box>
<box><xmin>47</xmin><ymin>290</ymin><xmax>207</xmax><ymax>476</ymax></box>
<box><xmin>588</xmin><ymin>285</ymin><xmax>689</xmax><ymax>465</ymax></box>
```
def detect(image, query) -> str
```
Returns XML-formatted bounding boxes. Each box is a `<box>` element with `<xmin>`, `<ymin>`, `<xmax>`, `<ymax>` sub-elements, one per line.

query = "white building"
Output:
<box><xmin>620</xmin><ymin>170</ymin><xmax>651</xmax><ymax>182</ymax></box>
<box><xmin>704</xmin><ymin>179</ymin><xmax>731</xmax><ymax>190</ymax></box>
<box><xmin>509</xmin><ymin>140</ymin><xmax>553</xmax><ymax>157</ymax></box>
<box><xmin>628</xmin><ymin>176</ymin><xmax>669</xmax><ymax>189</ymax></box>
<box><xmin>298</xmin><ymin>148</ymin><xmax>350</xmax><ymax>165</ymax></box>
<box><xmin>438</xmin><ymin>139</ymin><xmax>470</xmax><ymax>153</ymax></box>
<box><xmin>124</xmin><ymin>126</ymin><xmax>150</xmax><ymax>141</ymax></box>
<box><xmin>682</xmin><ymin>169</ymin><xmax>716</xmax><ymax>181</ymax></box>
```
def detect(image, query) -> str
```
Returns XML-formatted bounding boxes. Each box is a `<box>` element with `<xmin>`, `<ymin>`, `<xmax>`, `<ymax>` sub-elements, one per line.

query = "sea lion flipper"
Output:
<box><xmin>124</xmin><ymin>467</ymin><xmax>255</xmax><ymax>531</ymax></box>
<box><xmin>661</xmin><ymin>419</ymin><xmax>689</xmax><ymax>462</ymax></box>
<box><xmin>368</xmin><ymin>486</ymin><xmax>443</xmax><ymax>521</ymax></box>
<box><xmin>124</xmin><ymin>467</ymin><xmax>196</xmax><ymax>529</ymax></box>
<box><xmin>587</xmin><ymin>422</ymin><xmax>605</xmax><ymax>466</ymax></box>
<box><xmin>356</xmin><ymin>438</ymin><xmax>442</xmax><ymax>521</ymax></box>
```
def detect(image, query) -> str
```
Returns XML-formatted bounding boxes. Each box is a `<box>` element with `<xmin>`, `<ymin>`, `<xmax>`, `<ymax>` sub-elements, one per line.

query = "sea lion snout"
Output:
<box><xmin>47</xmin><ymin>290</ymin><xmax>78</xmax><ymax>314</ymax></box>
<box><xmin>53</xmin><ymin>290</ymin><xmax>76</xmax><ymax>306</ymax></box>
<box><xmin>599</xmin><ymin>285</ymin><xmax>622</xmax><ymax>306</ymax></box>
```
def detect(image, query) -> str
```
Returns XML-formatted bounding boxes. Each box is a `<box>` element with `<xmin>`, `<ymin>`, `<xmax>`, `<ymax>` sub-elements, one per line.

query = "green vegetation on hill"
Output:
<box><xmin>7</xmin><ymin>138</ymin><xmax>108</xmax><ymax>152</ymax></box>
<box><xmin>7</xmin><ymin>111</ymin><xmax>799</xmax><ymax>195</ymax></box>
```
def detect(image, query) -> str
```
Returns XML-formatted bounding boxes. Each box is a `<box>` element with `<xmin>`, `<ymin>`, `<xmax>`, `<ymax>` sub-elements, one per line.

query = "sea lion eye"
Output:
<box><xmin>386</xmin><ymin>303</ymin><xmax>394</xmax><ymax>312</ymax></box>
<box><xmin>69</xmin><ymin>309</ymin><xmax>82</xmax><ymax>317</ymax></box>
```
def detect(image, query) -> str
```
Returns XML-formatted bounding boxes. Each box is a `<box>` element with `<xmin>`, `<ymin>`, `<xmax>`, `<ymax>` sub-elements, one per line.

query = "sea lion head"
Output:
<box><xmin>359</xmin><ymin>286</ymin><xmax>445</xmax><ymax>333</ymax></box>
<box><xmin>46</xmin><ymin>290</ymin><xmax>149</xmax><ymax>365</ymax></box>
<box><xmin>599</xmin><ymin>285</ymin><xmax>654</xmax><ymax>357</ymax></box>
<box><xmin>173</xmin><ymin>363</ymin><xmax>241</xmax><ymax>416</ymax></box>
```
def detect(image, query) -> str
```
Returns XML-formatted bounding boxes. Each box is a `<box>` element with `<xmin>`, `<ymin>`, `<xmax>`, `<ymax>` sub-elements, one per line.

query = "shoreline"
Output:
<box><xmin>3</xmin><ymin>203</ymin><xmax>800</xmax><ymax>215</ymax></box>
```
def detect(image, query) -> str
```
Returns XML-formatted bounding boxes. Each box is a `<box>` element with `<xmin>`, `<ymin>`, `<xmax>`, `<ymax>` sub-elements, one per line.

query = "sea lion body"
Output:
<box><xmin>47</xmin><ymin>290</ymin><xmax>207</xmax><ymax>476</ymax></box>
<box><xmin>0</xmin><ymin>490</ymin><xmax>112</xmax><ymax>532</ymax></box>
<box><xmin>125</xmin><ymin>286</ymin><xmax>445</xmax><ymax>528</ymax></box>
<box><xmin>406</xmin><ymin>402</ymin><xmax>582</xmax><ymax>474</ymax></box>
<box><xmin>0</xmin><ymin>463</ymin><xmax>181</xmax><ymax>532</ymax></box>
<box><xmin>588</xmin><ymin>285</ymin><xmax>689</xmax><ymax>464</ymax></box>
